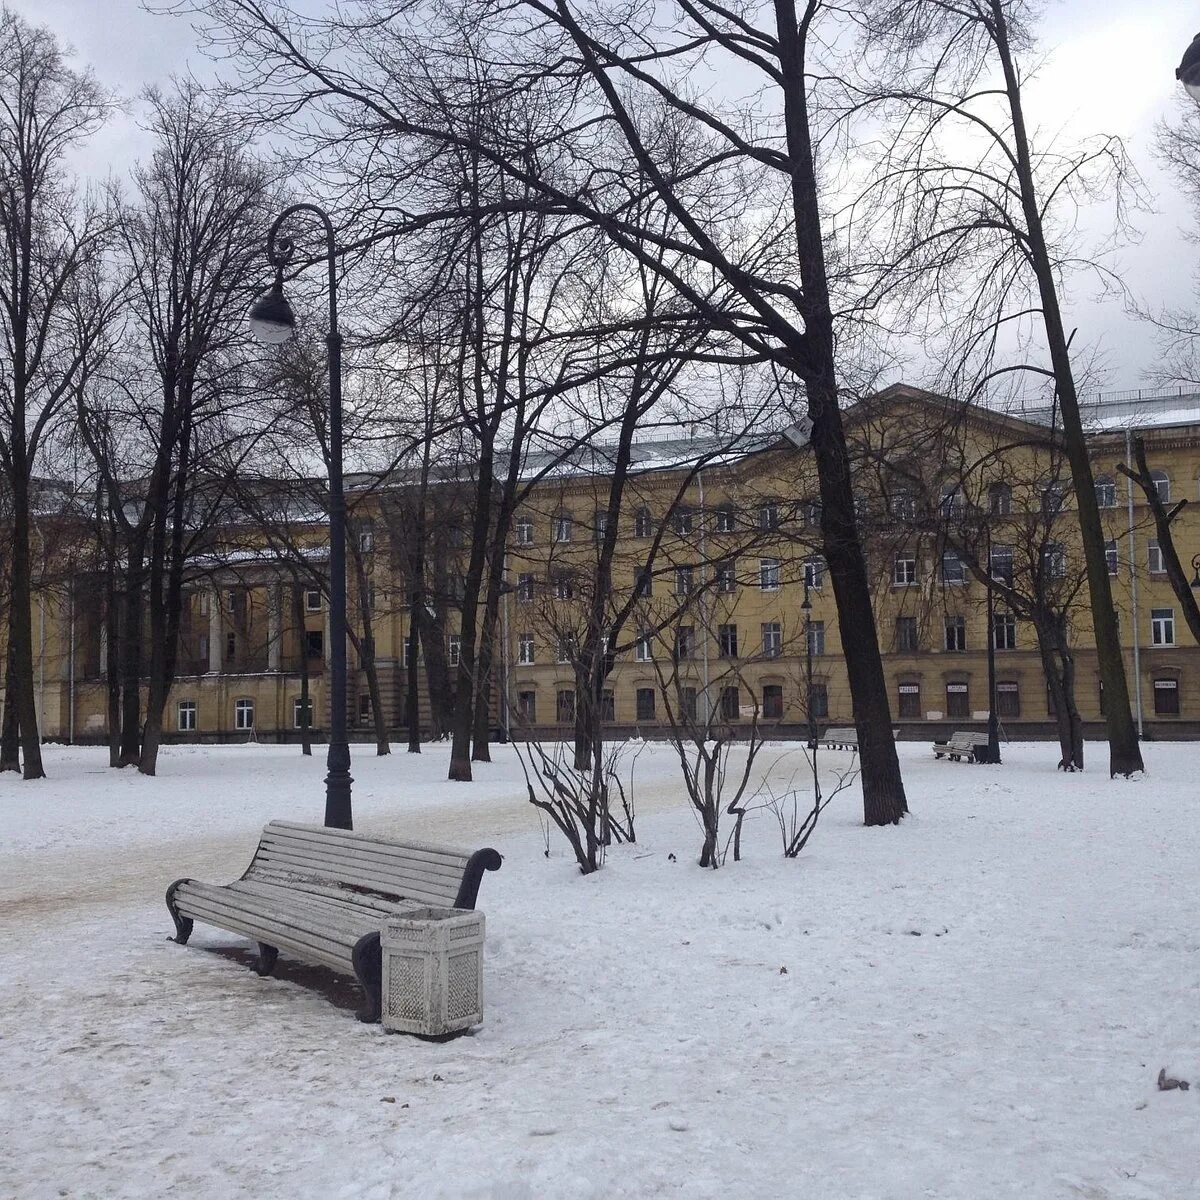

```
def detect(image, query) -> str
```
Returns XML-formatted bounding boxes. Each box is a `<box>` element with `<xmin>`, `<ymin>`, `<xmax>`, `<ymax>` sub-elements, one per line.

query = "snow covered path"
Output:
<box><xmin>2</xmin><ymin>741</ymin><xmax>1198</xmax><ymax>1198</ymax></box>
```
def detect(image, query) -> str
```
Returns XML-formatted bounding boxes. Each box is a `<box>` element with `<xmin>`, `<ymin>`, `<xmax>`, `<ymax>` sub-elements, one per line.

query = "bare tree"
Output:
<box><xmin>0</xmin><ymin>9</ymin><xmax>114</xmax><ymax>777</ymax></box>
<box><xmin>860</xmin><ymin>0</ymin><xmax>1145</xmax><ymax>775</ymax></box>
<box><xmin>184</xmin><ymin>0</ymin><xmax>910</xmax><ymax>823</ymax></box>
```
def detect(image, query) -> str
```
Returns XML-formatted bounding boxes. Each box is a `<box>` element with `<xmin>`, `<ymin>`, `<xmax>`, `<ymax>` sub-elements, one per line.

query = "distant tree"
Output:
<box><xmin>0</xmin><ymin>9</ymin><xmax>115</xmax><ymax>777</ymax></box>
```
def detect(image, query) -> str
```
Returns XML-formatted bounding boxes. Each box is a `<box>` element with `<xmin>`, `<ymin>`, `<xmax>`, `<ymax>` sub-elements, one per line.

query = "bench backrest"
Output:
<box><xmin>949</xmin><ymin>731</ymin><xmax>979</xmax><ymax>745</ymax></box>
<box><xmin>245</xmin><ymin>821</ymin><xmax>500</xmax><ymax>909</ymax></box>
<box><xmin>822</xmin><ymin>727</ymin><xmax>857</xmax><ymax>740</ymax></box>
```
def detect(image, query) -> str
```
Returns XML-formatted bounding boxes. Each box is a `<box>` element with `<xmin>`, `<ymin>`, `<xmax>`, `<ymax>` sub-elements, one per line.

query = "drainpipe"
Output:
<box><xmin>1125</xmin><ymin>429</ymin><xmax>1144</xmax><ymax>736</ymax></box>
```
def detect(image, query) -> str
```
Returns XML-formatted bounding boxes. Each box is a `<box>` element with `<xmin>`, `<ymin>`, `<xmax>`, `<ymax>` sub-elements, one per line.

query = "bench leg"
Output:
<box><xmin>254</xmin><ymin>943</ymin><xmax>279</xmax><ymax>977</ymax></box>
<box><xmin>352</xmin><ymin>932</ymin><xmax>382</xmax><ymax>1024</ymax></box>
<box><xmin>165</xmin><ymin>879</ymin><xmax>194</xmax><ymax>945</ymax></box>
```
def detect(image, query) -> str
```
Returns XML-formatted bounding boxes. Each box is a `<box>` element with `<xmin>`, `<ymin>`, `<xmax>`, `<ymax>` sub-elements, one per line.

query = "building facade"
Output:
<box><xmin>19</xmin><ymin>385</ymin><xmax>1200</xmax><ymax>744</ymax></box>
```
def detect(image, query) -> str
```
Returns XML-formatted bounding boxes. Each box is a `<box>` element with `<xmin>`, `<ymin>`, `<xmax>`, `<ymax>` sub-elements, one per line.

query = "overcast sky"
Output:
<box><xmin>11</xmin><ymin>0</ymin><xmax>1200</xmax><ymax>391</ymax></box>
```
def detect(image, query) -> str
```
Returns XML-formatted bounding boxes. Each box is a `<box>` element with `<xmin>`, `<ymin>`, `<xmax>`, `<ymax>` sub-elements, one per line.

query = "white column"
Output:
<box><xmin>208</xmin><ymin>588</ymin><xmax>223</xmax><ymax>674</ymax></box>
<box><xmin>267</xmin><ymin>584</ymin><xmax>281</xmax><ymax>672</ymax></box>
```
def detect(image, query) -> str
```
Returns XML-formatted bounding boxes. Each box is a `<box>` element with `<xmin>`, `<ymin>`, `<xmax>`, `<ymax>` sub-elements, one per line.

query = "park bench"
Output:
<box><xmin>815</xmin><ymin>727</ymin><xmax>902</xmax><ymax>751</ymax></box>
<box><xmin>166</xmin><ymin>821</ymin><xmax>502</xmax><ymax>1023</ymax></box>
<box><xmin>932</xmin><ymin>731</ymin><xmax>983</xmax><ymax>763</ymax></box>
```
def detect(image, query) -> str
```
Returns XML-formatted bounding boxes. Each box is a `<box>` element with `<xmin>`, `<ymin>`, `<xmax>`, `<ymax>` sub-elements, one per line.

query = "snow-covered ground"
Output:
<box><xmin>1</xmin><ymin>740</ymin><xmax>1198</xmax><ymax>1199</ymax></box>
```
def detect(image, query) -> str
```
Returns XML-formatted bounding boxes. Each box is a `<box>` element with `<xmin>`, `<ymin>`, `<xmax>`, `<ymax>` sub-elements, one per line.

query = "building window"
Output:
<box><xmin>517</xmin><ymin>690</ymin><xmax>537</xmax><ymax>723</ymax></box>
<box><xmin>306</xmin><ymin>630</ymin><xmax>324</xmax><ymax>659</ymax></box>
<box><xmin>1043</xmin><ymin>543</ymin><xmax>1066</xmax><ymax>579</ymax></box>
<box><xmin>599</xmin><ymin>690</ymin><xmax>615</xmax><ymax>722</ymax></box>
<box><xmin>893</xmin><ymin>555</ymin><xmax>917</xmax><ymax>586</ymax></box>
<box><xmin>293</xmin><ymin>697</ymin><xmax>313</xmax><ymax>729</ymax></box>
<box><xmin>714</xmin><ymin>505</ymin><xmax>735</xmax><ymax>533</ymax></box>
<box><xmin>802</xmin><ymin>501</ymin><xmax>821</xmax><ymax>529</ymax></box>
<box><xmin>945</xmin><ymin>615</ymin><xmax>966</xmax><ymax>652</ymax></box>
<box><xmin>993</xmin><ymin>613</ymin><xmax>1017</xmax><ymax>651</ymax></box>
<box><xmin>718</xmin><ymin>623</ymin><xmax>739</xmax><ymax>658</ymax></box>
<box><xmin>177</xmin><ymin>700</ymin><xmax>197</xmax><ymax>732</ymax></box>
<box><xmin>990</xmin><ymin>544</ymin><xmax>1013</xmax><ymax>582</ymax></box>
<box><xmin>720</xmin><ymin>686</ymin><xmax>740</xmax><ymax>720</ymax></box>
<box><xmin>675</xmin><ymin>626</ymin><xmax>695</xmax><ymax>660</ymax></box>
<box><xmin>594</xmin><ymin>510</ymin><xmax>609</xmax><ymax>542</ymax></box>
<box><xmin>556</xmin><ymin>689</ymin><xmax>576</xmax><ymax>724</ymax></box>
<box><xmin>989</xmin><ymin>482</ymin><xmax>1012</xmax><ymax>516</ymax></box>
<box><xmin>517</xmin><ymin>573</ymin><xmax>535</xmax><ymax>603</ymax></box>
<box><xmin>939</xmin><ymin>484</ymin><xmax>965</xmax><ymax>518</ymax></box>
<box><xmin>891</xmin><ymin>491</ymin><xmax>916</xmax><ymax>520</ymax></box>
<box><xmin>945</xmin><ymin>682</ymin><xmax>969</xmax><ymax>718</ymax></box>
<box><xmin>553</xmin><ymin>573</ymin><xmax>574</xmax><ymax>601</ymax></box>
<box><xmin>896</xmin><ymin>616</ymin><xmax>919</xmax><ymax>653</ymax></box>
<box><xmin>898</xmin><ymin>682</ymin><xmax>920</xmax><ymax>719</ymax></box>
<box><xmin>680</xmin><ymin>686</ymin><xmax>698</xmax><ymax>722</ymax></box>
<box><xmin>1151</xmin><ymin>470</ymin><xmax>1170</xmax><ymax>503</ymax></box>
<box><xmin>358</xmin><ymin>694</ymin><xmax>372</xmax><ymax>725</ymax></box>
<box><xmin>803</xmin><ymin>556</ymin><xmax>825</xmax><ymax>588</ymax></box>
<box><xmin>518</xmin><ymin>633</ymin><xmax>536</xmax><ymax>664</ymax></box>
<box><xmin>553</xmin><ymin>514</ymin><xmax>572</xmax><ymax>543</ymax></box>
<box><xmin>635</xmin><ymin>630</ymin><xmax>653</xmax><ymax>662</ymax></box>
<box><xmin>996</xmin><ymin>680</ymin><xmax>1020</xmax><ymax>718</ymax></box>
<box><xmin>759</xmin><ymin>501</ymin><xmax>780</xmax><ymax>531</ymax></box>
<box><xmin>635</xmin><ymin>568</ymin><xmax>652</xmax><ymax>598</ymax></box>
<box><xmin>675</xmin><ymin>566</ymin><xmax>695</xmax><ymax>596</ymax></box>
<box><xmin>1151</xmin><ymin>608</ymin><xmax>1175</xmax><ymax>646</ymax></box>
<box><xmin>1148</xmin><ymin>541</ymin><xmax>1165</xmax><ymax>574</ymax></box>
<box><xmin>1041</xmin><ymin>481</ymin><xmax>1067</xmax><ymax>516</ymax></box>
<box><xmin>810</xmin><ymin>682</ymin><xmax>829</xmax><ymax>719</ymax></box>
<box><xmin>635</xmin><ymin>687</ymin><xmax>656</xmax><ymax>722</ymax></box>
<box><xmin>234</xmin><ymin>698</ymin><xmax>255</xmax><ymax>731</ymax></box>
<box><xmin>759</xmin><ymin>557</ymin><xmax>781</xmax><ymax>591</ymax></box>
<box><xmin>1106</xmin><ymin>539</ymin><xmax>1119</xmax><ymax>576</ymax></box>
<box><xmin>1095</xmin><ymin>477</ymin><xmax>1116</xmax><ymax>508</ymax></box>
<box><xmin>941</xmin><ymin>550</ymin><xmax>966</xmax><ymax>585</ymax></box>
<box><xmin>716</xmin><ymin>560</ymin><xmax>737</xmax><ymax>594</ymax></box>
<box><xmin>634</xmin><ymin>507</ymin><xmax>653</xmax><ymax>538</ymax></box>
<box><xmin>762</xmin><ymin>684</ymin><xmax>784</xmax><ymax>720</ymax></box>
<box><xmin>448</xmin><ymin>634</ymin><xmax>461</xmax><ymax>667</ymax></box>
<box><xmin>305</xmin><ymin>589</ymin><xmax>322</xmax><ymax>612</ymax></box>
<box><xmin>807</xmin><ymin>621</ymin><xmax>825</xmax><ymax>657</ymax></box>
<box><xmin>226</xmin><ymin>632</ymin><xmax>237</xmax><ymax>660</ymax></box>
<box><xmin>515</xmin><ymin>516</ymin><xmax>534</xmax><ymax>545</ymax></box>
<box><xmin>1153</xmin><ymin>677</ymin><xmax>1180</xmax><ymax>716</ymax></box>
<box><xmin>761</xmin><ymin>622</ymin><xmax>782</xmax><ymax>658</ymax></box>
<box><xmin>358</xmin><ymin>527</ymin><xmax>374</xmax><ymax>552</ymax></box>
<box><xmin>674</xmin><ymin>507</ymin><xmax>694</xmax><ymax>535</ymax></box>
<box><xmin>556</xmin><ymin>636</ymin><xmax>574</xmax><ymax>665</ymax></box>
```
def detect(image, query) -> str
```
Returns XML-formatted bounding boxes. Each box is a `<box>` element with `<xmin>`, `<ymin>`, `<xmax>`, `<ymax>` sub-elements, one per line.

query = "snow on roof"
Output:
<box><xmin>1000</xmin><ymin>390</ymin><xmax>1200</xmax><ymax>433</ymax></box>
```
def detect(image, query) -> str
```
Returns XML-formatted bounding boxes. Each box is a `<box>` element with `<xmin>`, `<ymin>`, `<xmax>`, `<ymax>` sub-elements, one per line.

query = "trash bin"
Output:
<box><xmin>381</xmin><ymin>906</ymin><xmax>485</xmax><ymax>1037</ymax></box>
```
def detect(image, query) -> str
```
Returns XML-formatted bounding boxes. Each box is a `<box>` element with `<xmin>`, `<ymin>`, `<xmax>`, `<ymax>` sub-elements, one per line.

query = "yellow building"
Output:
<box><xmin>19</xmin><ymin>384</ymin><xmax>1200</xmax><ymax>743</ymax></box>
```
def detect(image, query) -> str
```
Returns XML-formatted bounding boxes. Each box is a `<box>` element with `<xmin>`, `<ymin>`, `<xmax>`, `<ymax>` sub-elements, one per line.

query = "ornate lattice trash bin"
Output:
<box><xmin>381</xmin><ymin>907</ymin><xmax>485</xmax><ymax>1037</ymax></box>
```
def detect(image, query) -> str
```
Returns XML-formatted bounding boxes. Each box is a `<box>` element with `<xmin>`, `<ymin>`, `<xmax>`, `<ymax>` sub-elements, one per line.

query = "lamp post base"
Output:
<box><xmin>325</xmin><ymin>742</ymin><xmax>354</xmax><ymax>830</ymax></box>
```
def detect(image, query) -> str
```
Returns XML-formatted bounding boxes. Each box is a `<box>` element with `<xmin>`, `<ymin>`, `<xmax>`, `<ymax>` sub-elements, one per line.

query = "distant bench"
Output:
<box><xmin>932</xmin><ymin>731</ymin><xmax>985</xmax><ymax>763</ymax></box>
<box><xmin>816</xmin><ymin>727</ymin><xmax>901</xmax><ymax>751</ymax></box>
<box><xmin>166</xmin><ymin>821</ymin><xmax>502</xmax><ymax>1022</ymax></box>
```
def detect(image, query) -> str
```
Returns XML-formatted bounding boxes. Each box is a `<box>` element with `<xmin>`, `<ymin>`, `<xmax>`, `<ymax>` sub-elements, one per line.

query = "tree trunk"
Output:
<box><xmin>1035</xmin><ymin>617</ymin><xmax>1084</xmax><ymax>771</ymax></box>
<box><xmin>991</xmin><ymin>4</ymin><xmax>1141</xmax><ymax>777</ymax></box>
<box><xmin>117</xmin><ymin>543</ymin><xmax>144</xmax><ymax>767</ymax></box>
<box><xmin>9</xmin><ymin>478</ymin><xmax>44</xmax><ymax>779</ymax></box>
<box><xmin>776</xmin><ymin>0</ymin><xmax>905</xmax><ymax>824</ymax></box>
<box><xmin>0</xmin><ymin>638</ymin><xmax>20</xmax><ymax>772</ymax></box>
<box><xmin>350</xmin><ymin>535</ymin><xmax>390</xmax><ymax>756</ymax></box>
<box><xmin>406</xmin><ymin>598</ymin><xmax>421</xmax><ymax>753</ymax></box>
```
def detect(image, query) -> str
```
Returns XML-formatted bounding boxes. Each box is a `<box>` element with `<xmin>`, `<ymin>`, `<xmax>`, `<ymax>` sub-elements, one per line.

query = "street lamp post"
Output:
<box><xmin>801</xmin><ymin>578</ymin><xmax>815</xmax><ymax>750</ymax></box>
<box><xmin>248</xmin><ymin>203</ymin><xmax>353</xmax><ymax>830</ymax></box>
<box><xmin>1190</xmin><ymin>554</ymin><xmax>1200</xmax><ymax>590</ymax></box>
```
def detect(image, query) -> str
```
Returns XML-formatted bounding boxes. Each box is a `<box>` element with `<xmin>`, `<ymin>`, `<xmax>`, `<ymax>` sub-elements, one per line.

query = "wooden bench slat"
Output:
<box><xmin>177</xmin><ymin>881</ymin><xmax>376</xmax><ymax>942</ymax></box>
<box><xmin>265</xmin><ymin>822</ymin><xmax>473</xmax><ymax>869</ymax></box>
<box><xmin>255</xmin><ymin>836</ymin><xmax>467</xmax><ymax>887</ymax></box>
<box><xmin>236</xmin><ymin>874</ymin><xmax>422</xmax><ymax>916</ymax></box>
<box><xmin>249</xmin><ymin>851</ymin><xmax>461</xmax><ymax>902</ymax></box>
